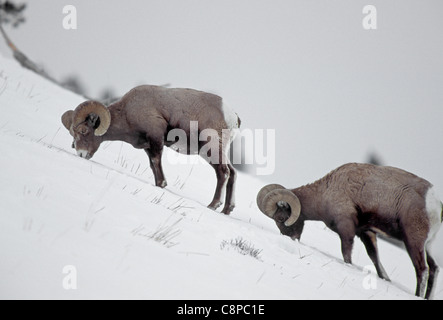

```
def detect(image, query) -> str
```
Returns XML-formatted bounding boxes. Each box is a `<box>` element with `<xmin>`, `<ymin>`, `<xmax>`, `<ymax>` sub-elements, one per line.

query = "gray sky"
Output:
<box><xmin>1</xmin><ymin>0</ymin><xmax>443</xmax><ymax>190</ymax></box>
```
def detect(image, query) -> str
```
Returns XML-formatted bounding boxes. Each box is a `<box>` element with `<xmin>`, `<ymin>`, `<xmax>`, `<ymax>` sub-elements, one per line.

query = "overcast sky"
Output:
<box><xmin>1</xmin><ymin>0</ymin><xmax>443</xmax><ymax>191</ymax></box>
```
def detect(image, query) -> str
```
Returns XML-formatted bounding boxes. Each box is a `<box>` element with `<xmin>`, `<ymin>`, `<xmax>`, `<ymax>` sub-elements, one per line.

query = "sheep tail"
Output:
<box><xmin>236</xmin><ymin>113</ymin><xmax>242</xmax><ymax>128</ymax></box>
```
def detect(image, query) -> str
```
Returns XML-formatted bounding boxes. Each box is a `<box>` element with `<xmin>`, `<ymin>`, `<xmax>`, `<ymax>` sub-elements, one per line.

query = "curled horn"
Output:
<box><xmin>256</xmin><ymin>184</ymin><xmax>285</xmax><ymax>213</ymax></box>
<box><xmin>73</xmin><ymin>101</ymin><xmax>111</xmax><ymax>136</ymax></box>
<box><xmin>257</xmin><ymin>185</ymin><xmax>301</xmax><ymax>227</ymax></box>
<box><xmin>61</xmin><ymin>110</ymin><xmax>75</xmax><ymax>136</ymax></box>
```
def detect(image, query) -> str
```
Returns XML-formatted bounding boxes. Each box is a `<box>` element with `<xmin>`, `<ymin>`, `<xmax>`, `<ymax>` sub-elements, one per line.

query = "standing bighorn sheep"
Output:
<box><xmin>61</xmin><ymin>85</ymin><xmax>241</xmax><ymax>214</ymax></box>
<box><xmin>257</xmin><ymin>163</ymin><xmax>442</xmax><ymax>299</ymax></box>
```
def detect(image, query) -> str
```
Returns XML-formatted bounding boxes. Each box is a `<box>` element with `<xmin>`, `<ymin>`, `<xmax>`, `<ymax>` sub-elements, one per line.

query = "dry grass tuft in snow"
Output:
<box><xmin>220</xmin><ymin>237</ymin><xmax>263</xmax><ymax>261</ymax></box>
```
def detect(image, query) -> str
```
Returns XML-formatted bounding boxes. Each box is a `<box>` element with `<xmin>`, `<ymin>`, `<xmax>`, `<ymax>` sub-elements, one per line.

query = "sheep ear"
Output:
<box><xmin>61</xmin><ymin>110</ymin><xmax>74</xmax><ymax>133</ymax></box>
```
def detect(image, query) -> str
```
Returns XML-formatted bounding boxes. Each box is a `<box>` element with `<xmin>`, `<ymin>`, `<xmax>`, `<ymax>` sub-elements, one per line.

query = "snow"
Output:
<box><xmin>0</xmin><ymin>53</ymin><xmax>441</xmax><ymax>300</ymax></box>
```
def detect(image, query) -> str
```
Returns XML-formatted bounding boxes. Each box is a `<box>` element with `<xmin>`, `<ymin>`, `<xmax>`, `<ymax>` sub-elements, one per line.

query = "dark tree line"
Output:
<box><xmin>0</xmin><ymin>1</ymin><xmax>118</xmax><ymax>102</ymax></box>
<box><xmin>0</xmin><ymin>0</ymin><xmax>25</xmax><ymax>27</ymax></box>
<box><xmin>0</xmin><ymin>1</ymin><xmax>57</xmax><ymax>83</ymax></box>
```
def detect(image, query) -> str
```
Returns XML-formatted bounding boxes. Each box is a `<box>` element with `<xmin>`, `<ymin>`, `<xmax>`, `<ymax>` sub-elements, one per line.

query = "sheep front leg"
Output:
<box><xmin>339</xmin><ymin>234</ymin><xmax>354</xmax><ymax>264</ymax></box>
<box><xmin>145</xmin><ymin>147</ymin><xmax>167</xmax><ymax>188</ymax></box>
<box><xmin>359</xmin><ymin>231</ymin><xmax>390</xmax><ymax>281</ymax></box>
<box><xmin>335</xmin><ymin>217</ymin><xmax>357</xmax><ymax>264</ymax></box>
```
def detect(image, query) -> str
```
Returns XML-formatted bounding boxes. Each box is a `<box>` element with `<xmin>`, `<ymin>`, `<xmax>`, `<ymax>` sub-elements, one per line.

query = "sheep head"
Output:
<box><xmin>257</xmin><ymin>184</ymin><xmax>305</xmax><ymax>240</ymax></box>
<box><xmin>61</xmin><ymin>101</ymin><xmax>111</xmax><ymax>159</ymax></box>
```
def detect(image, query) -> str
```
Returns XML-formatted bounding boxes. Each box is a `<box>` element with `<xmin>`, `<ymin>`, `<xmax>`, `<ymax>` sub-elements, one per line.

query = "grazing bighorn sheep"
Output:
<box><xmin>61</xmin><ymin>85</ymin><xmax>241</xmax><ymax>214</ymax></box>
<box><xmin>257</xmin><ymin>163</ymin><xmax>442</xmax><ymax>299</ymax></box>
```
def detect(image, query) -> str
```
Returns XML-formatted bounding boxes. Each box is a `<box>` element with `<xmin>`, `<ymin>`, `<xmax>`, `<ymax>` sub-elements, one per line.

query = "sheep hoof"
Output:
<box><xmin>222</xmin><ymin>204</ymin><xmax>235</xmax><ymax>215</ymax></box>
<box><xmin>208</xmin><ymin>201</ymin><xmax>223</xmax><ymax>211</ymax></box>
<box><xmin>157</xmin><ymin>180</ymin><xmax>167</xmax><ymax>188</ymax></box>
<box><xmin>379</xmin><ymin>273</ymin><xmax>391</xmax><ymax>282</ymax></box>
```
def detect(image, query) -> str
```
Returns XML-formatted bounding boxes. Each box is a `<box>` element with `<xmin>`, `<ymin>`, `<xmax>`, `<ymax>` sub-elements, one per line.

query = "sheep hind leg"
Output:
<box><xmin>359</xmin><ymin>230</ymin><xmax>390</xmax><ymax>281</ymax></box>
<box><xmin>208</xmin><ymin>163</ymin><xmax>230</xmax><ymax>211</ymax></box>
<box><xmin>221</xmin><ymin>162</ymin><xmax>236</xmax><ymax>215</ymax></box>
<box><xmin>404</xmin><ymin>240</ymin><xmax>429</xmax><ymax>298</ymax></box>
<box><xmin>425</xmin><ymin>252</ymin><xmax>438</xmax><ymax>299</ymax></box>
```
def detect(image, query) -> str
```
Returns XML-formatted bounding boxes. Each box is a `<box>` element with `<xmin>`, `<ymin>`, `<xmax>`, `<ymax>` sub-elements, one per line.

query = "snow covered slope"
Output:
<box><xmin>0</xmin><ymin>53</ymin><xmax>440</xmax><ymax>299</ymax></box>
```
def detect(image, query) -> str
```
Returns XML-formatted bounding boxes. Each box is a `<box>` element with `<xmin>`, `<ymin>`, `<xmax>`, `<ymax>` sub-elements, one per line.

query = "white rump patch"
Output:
<box><xmin>221</xmin><ymin>101</ymin><xmax>240</xmax><ymax>145</ymax></box>
<box><xmin>221</xmin><ymin>101</ymin><xmax>239</xmax><ymax>130</ymax></box>
<box><xmin>425</xmin><ymin>187</ymin><xmax>442</xmax><ymax>253</ymax></box>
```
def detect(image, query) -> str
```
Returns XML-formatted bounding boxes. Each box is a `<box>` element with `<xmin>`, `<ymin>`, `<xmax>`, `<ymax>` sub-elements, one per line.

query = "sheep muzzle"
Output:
<box><xmin>77</xmin><ymin>149</ymin><xmax>92</xmax><ymax>160</ymax></box>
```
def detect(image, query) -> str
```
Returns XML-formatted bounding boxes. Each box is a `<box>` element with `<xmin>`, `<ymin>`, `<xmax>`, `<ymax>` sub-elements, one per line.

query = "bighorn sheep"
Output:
<box><xmin>61</xmin><ymin>85</ymin><xmax>241</xmax><ymax>214</ymax></box>
<box><xmin>257</xmin><ymin>163</ymin><xmax>442</xmax><ymax>299</ymax></box>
